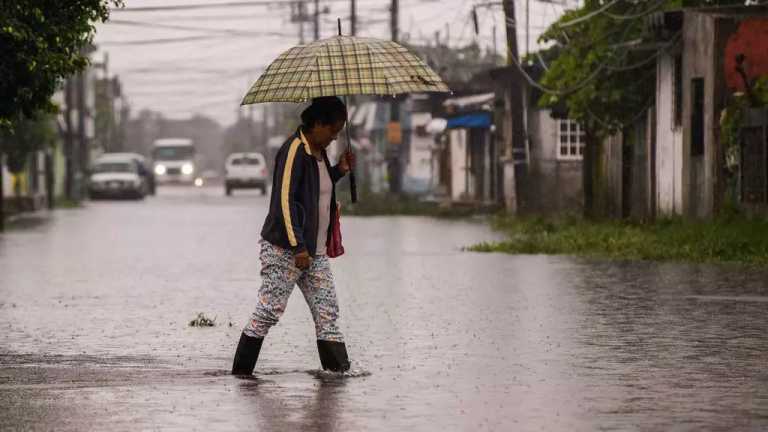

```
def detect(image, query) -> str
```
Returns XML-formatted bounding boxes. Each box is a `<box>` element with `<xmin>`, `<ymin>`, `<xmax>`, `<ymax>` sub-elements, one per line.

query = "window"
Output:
<box><xmin>153</xmin><ymin>146</ymin><xmax>195</xmax><ymax>161</ymax></box>
<box><xmin>674</xmin><ymin>54</ymin><xmax>683</xmax><ymax>126</ymax></box>
<box><xmin>557</xmin><ymin>119</ymin><xmax>585</xmax><ymax>160</ymax></box>
<box><xmin>691</xmin><ymin>77</ymin><xmax>704</xmax><ymax>157</ymax></box>
<box><xmin>93</xmin><ymin>162</ymin><xmax>135</xmax><ymax>174</ymax></box>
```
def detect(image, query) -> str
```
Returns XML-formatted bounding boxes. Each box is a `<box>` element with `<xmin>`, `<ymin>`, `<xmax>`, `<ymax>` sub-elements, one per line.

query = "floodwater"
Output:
<box><xmin>1</xmin><ymin>186</ymin><xmax>767</xmax><ymax>431</ymax></box>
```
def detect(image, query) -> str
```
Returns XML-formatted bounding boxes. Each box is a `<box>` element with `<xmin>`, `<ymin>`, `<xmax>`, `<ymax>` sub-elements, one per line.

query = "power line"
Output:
<box><xmin>97</xmin><ymin>31</ymin><xmax>294</xmax><ymax>46</ymax></box>
<box><xmin>505</xmin><ymin>10</ymin><xmax>654</xmax><ymax>96</ymax></box>
<box><xmin>111</xmin><ymin>0</ymin><xmax>382</xmax><ymax>13</ymax></box>
<box><xmin>508</xmin><ymin>47</ymin><xmax>607</xmax><ymax>95</ymax></box>
<box><xmin>556</xmin><ymin>0</ymin><xmax>619</xmax><ymax>28</ymax></box>
<box><xmin>603</xmin><ymin>32</ymin><xmax>681</xmax><ymax>72</ymax></box>
<box><xmin>120</xmin><ymin>65</ymin><xmax>264</xmax><ymax>76</ymax></box>
<box><xmin>144</xmin><ymin>12</ymin><xmax>282</xmax><ymax>22</ymax></box>
<box><xmin>106</xmin><ymin>19</ymin><xmax>293</xmax><ymax>38</ymax></box>
<box><xmin>603</xmin><ymin>0</ymin><xmax>666</xmax><ymax>20</ymax></box>
<box><xmin>112</xmin><ymin>0</ymin><xmax>333</xmax><ymax>13</ymax></box>
<box><xmin>98</xmin><ymin>35</ymin><xmax>221</xmax><ymax>46</ymax></box>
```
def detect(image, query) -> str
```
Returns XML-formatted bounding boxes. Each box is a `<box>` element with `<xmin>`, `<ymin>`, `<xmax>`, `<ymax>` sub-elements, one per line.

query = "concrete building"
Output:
<box><xmin>652</xmin><ymin>6</ymin><xmax>768</xmax><ymax>218</ymax></box>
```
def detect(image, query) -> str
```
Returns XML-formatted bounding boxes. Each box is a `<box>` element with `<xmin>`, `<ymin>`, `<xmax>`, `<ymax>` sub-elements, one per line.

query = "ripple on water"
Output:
<box><xmin>229</xmin><ymin>367</ymin><xmax>372</xmax><ymax>379</ymax></box>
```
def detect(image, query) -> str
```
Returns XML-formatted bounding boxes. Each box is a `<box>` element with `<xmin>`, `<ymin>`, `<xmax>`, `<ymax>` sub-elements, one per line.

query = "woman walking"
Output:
<box><xmin>231</xmin><ymin>96</ymin><xmax>355</xmax><ymax>375</ymax></box>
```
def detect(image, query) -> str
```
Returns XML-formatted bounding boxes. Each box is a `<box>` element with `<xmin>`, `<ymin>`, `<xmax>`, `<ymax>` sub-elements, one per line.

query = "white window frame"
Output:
<box><xmin>556</xmin><ymin>118</ymin><xmax>585</xmax><ymax>161</ymax></box>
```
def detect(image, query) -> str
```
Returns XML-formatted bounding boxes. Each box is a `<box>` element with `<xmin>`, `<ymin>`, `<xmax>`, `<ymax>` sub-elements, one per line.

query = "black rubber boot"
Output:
<box><xmin>231</xmin><ymin>333</ymin><xmax>264</xmax><ymax>375</ymax></box>
<box><xmin>316</xmin><ymin>340</ymin><xmax>351</xmax><ymax>372</ymax></box>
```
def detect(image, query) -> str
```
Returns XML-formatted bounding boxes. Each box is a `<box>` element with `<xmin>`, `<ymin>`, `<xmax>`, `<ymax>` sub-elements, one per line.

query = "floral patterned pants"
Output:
<box><xmin>243</xmin><ymin>240</ymin><xmax>344</xmax><ymax>342</ymax></box>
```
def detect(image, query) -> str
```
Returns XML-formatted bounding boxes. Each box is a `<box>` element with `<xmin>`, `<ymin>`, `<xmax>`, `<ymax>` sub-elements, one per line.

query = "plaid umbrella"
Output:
<box><xmin>241</xmin><ymin>32</ymin><xmax>449</xmax><ymax>203</ymax></box>
<box><xmin>241</xmin><ymin>35</ymin><xmax>450</xmax><ymax>104</ymax></box>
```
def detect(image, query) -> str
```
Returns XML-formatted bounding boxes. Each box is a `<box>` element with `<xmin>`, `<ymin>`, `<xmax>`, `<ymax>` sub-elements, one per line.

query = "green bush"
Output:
<box><xmin>468</xmin><ymin>215</ymin><xmax>768</xmax><ymax>265</ymax></box>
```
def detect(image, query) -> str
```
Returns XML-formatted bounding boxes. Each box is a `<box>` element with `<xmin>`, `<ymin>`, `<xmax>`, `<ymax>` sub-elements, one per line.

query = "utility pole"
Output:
<box><xmin>64</xmin><ymin>77</ymin><xmax>75</xmax><ymax>201</ymax></box>
<box><xmin>94</xmin><ymin>53</ymin><xmax>113</xmax><ymax>152</ymax></box>
<box><xmin>314</xmin><ymin>0</ymin><xmax>320</xmax><ymax>41</ymax></box>
<box><xmin>390</xmin><ymin>0</ymin><xmax>398</xmax><ymax>41</ymax></box>
<box><xmin>502</xmin><ymin>0</ymin><xmax>526</xmax><ymax>213</ymax></box>
<box><xmin>350</xmin><ymin>0</ymin><xmax>357</xmax><ymax>36</ymax></box>
<box><xmin>0</xmin><ymin>142</ymin><xmax>4</xmax><ymax>232</ymax></box>
<box><xmin>76</xmin><ymin>69</ymin><xmax>87</xmax><ymax>201</ymax></box>
<box><xmin>299</xmin><ymin>1</ymin><xmax>306</xmax><ymax>44</ymax></box>
<box><xmin>292</xmin><ymin>1</ymin><xmax>306</xmax><ymax>44</ymax></box>
<box><xmin>493</xmin><ymin>25</ymin><xmax>498</xmax><ymax>60</ymax></box>
<box><xmin>388</xmin><ymin>0</ymin><xmax>401</xmax><ymax>194</ymax></box>
<box><xmin>248</xmin><ymin>105</ymin><xmax>255</xmax><ymax>151</ymax></box>
<box><xmin>525</xmin><ymin>0</ymin><xmax>530</xmax><ymax>56</ymax></box>
<box><xmin>103</xmin><ymin>53</ymin><xmax>111</xmax><ymax>152</ymax></box>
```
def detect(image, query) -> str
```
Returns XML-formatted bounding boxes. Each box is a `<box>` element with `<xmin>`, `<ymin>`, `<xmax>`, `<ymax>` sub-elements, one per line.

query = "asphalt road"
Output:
<box><xmin>1</xmin><ymin>185</ymin><xmax>767</xmax><ymax>431</ymax></box>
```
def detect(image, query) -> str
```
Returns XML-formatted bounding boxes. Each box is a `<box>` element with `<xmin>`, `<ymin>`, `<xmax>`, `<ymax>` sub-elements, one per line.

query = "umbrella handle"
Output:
<box><xmin>343</xmin><ymin>94</ymin><xmax>358</xmax><ymax>204</ymax></box>
<box><xmin>349</xmin><ymin>169</ymin><xmax>357</xmax><ymax>203</ymax></box>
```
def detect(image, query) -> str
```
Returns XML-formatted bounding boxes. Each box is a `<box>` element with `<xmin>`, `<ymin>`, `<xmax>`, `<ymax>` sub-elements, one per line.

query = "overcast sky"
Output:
<box><xmin>93</xmin><ymin>0</ymin><xmax>577</xmax><ymax>127</ymax></box>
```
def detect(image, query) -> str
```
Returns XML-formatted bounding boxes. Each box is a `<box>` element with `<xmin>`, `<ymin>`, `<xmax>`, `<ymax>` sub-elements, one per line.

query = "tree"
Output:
<box><xmin>537</xmin><ymin>0</ymin><xmax>765</xmax><ymax>217</ymax></box>
<box><xmin>537</xmin><ymin>1</ymin><xmax>660</xmax><ymax>217</ymax></box>
<box><xmin>2</xmin><ymin>114</ymin><xmax>56</xmax><ymax>186</ymax></box>
<box><xmin>0</xmin><ymin>0</ymin><xmax>123</xmax><ymax>129</ymax></box>
<box><xmin>0</xmin><ymin>0</ymin><xmax>122</xmax><ymax>229</ymax></box>
<box><xmin>0</xmin><ymin>113</ymin><xmax>56</xmax><ymax>229</ymax></box>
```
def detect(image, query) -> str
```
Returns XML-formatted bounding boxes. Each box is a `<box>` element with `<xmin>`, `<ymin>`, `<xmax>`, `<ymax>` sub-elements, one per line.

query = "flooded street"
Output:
<box><xmin>1</xmin><ymin>186</ymin><xmax>767</xmax><ymax>431</ymax></box>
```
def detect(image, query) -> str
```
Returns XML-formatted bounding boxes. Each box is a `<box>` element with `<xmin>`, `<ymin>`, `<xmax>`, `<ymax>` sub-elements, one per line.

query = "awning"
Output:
<box><xmin>443</xmin><ymin>92</ymin><xmax>495</xmax><ymax>109</ymax></box>
<box><xmin>446</xmin><ymin>112</ymin><xmax>492</xmax><ymax>129</ymax></box>
<box><xmin>426</xmin><ymin>118</ymin><xmax>448</xmax><ymax>134</ymax></box>
<box><xmin>349</xmin><ymin>102</ymin><xmax>378</xmax><ymax>131</ymax></box>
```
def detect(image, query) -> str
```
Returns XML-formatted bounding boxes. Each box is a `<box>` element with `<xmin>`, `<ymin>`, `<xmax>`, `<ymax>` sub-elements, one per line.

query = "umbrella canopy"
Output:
<box><xmin>241</xmin><ymin>35</ymin><xmax>450</xmax><ymax>104</ymax></box>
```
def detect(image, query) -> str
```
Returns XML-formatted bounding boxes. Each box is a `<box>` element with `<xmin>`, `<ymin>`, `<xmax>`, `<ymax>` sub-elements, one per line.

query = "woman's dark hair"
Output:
<box><xmin>301</xmin><ymin>96</ymin><xmax>347</xmax><ymax>129</ymax></box>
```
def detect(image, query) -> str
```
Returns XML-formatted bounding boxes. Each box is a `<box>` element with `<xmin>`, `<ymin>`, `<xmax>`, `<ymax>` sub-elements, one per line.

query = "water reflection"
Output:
<box><xmin>1</xmin><ymin>189</ymin><xmax>767</xmax><ymax>430</ymax></box>
<box><xmin>237</xmin><ymin>373</ymin><xmax>351</xmax><ymax>431</ymax></box>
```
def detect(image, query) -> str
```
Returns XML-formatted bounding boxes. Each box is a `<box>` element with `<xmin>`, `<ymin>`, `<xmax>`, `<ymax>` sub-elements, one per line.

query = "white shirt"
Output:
<box><xmin>315</xmin><ymin>158</ymin><xmax>332</xmax><ymax>256</ymax></box>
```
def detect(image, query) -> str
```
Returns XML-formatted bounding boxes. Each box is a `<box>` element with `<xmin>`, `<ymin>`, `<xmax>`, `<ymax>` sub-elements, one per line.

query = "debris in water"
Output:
<box><xmin>189</xmin><ymin>313</ymin><xmax>216</xmax><ymax>327</ymax></box>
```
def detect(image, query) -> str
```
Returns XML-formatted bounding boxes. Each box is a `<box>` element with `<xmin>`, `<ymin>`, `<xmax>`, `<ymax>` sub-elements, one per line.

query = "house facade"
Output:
<box><xmin>652</xmin><ymin>6</ymin><xmax>768</xmax><ymax>218</ymax></box>
<box><xmin>521</xmin><ymin>109</ymin><xmax>584</xmax><ymax>215</ymax></box>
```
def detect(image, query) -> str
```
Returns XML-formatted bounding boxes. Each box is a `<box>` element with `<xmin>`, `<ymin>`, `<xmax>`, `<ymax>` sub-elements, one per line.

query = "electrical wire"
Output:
<box><xmin>506</xmin><ymin>6</ymin><xmax>655</xmax><ymax>96</ymax></box>
<box><xmin>603</xmin><ymin>0</ymin><xmax>666</xmax><ymax>20</ymax></box>
<box><xmin>111</xmin><ymin>0</ymin><xmax>364</xmax><ymax>13</ymax></box>
<box><xmin>604</xmin><ymin>31</ymin><xmax>681</xmax><ymax>72</ymax></box>
<box><xmin>106</xmin><ymin>19</ymin><xmax>293</xmax><ymax>38</ymax></box>
<box><xmin>98</xmin><ymin>35</ymin><xmax>223</xmax><ymax>46</ymax></box>
<box><xmin>555</xmin><ymin>0</ymin><xmax>619</xmax><ymax>28</ymax></box>
<box><xmin>507</xmin><ymin>45</ymin><xmax>608</xmax><ymax>95</ymax></box>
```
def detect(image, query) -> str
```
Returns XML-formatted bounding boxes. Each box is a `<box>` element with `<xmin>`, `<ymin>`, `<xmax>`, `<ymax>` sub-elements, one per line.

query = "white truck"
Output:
<box><xmin>151</xmin><ymin>138</ymin><xmax>197</xmax><ymax>185</ymax></box>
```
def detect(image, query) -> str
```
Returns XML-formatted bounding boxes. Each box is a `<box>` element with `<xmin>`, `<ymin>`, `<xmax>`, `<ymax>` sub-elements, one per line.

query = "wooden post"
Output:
<box><xmin>0</xmin><ymin>145</ymin><xmax>5</xmax><ymax>231</ymax></box>
<box><xmin>64</xmin><ymin>77</ymin><xmax>75</xmax><ymax>201</ymax></box>
<box><xmin>314</xmin><ymin>0</ymin><xmax>320</xmax><ymax>41</ymax></box>
<box><xmin>583</xmin><ymin>127</ymin><xmax>596</xmax><ymax>219</ymax></box>
<box><xmin>388</xmin><ymin>0</ymin><xmax>401</xmax><ymax>194</ymax></box>
<box><xmin>503</xmin><ymin>0</ymin><xmax>526</xmax><ymax>212</ymax></box>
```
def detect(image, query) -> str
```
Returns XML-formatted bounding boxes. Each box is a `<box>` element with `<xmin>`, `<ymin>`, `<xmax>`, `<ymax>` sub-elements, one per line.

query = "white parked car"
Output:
<box><xmin>224</xmin><ymin>152</ymin><xmax>268</xmax><ymax>195</ymax></box>
<box><xmin>88</xmin><ymin>157</ymin><xmax>147</xmax><ymax>200</ymax></box>
<box><xmin>96</xmin><ymin>152</ymin><xmax>156</xmax><ymax>195</ymax></box>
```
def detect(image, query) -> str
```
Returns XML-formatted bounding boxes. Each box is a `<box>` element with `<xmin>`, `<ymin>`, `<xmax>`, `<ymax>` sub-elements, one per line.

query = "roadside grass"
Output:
<box><xmin>54</xmin><ymin>198</ymin><xmax>83</xmax><ymax>209</ymax></box>
<box><xmin>468</xmin><ymin>214</ymin><xmax>768</xmax><ymax>265</ymax></box>
<box><xmin>339</xmin><ymin>192</ymin><xmax>500</xmax><ymax>219</ymax></box>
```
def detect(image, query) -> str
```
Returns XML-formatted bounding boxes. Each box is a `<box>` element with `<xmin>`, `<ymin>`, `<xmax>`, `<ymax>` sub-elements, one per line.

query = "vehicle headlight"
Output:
<box><xmin>155</xmin><ymin>164</ymin><xmax>167</xmax><ymax>175</ymax></box>
<box><xmin>181</xmin><ymin>163</ymin><xmax>194</xmax><ymax>175</ymax></box>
